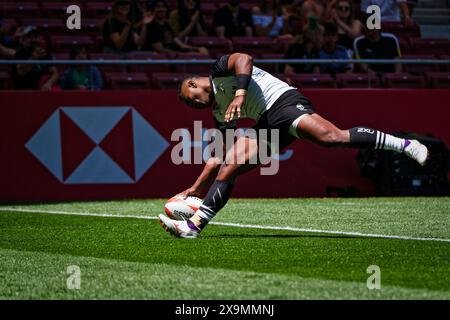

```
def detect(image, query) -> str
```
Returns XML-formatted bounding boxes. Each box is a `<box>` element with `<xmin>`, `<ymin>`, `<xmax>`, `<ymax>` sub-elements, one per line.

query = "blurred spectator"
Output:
<box><xmin>361</xmin><ymin>0</ymin><xmax>414</xmax><ymax>26</ymax></box>
<box><xmin>301</xmin><ymin>0</ymin><xmax>328</xmax><ymax>23</ymax></box>
<box><xmin>284</xmin><ymin>20</ymin><xmax>323</xmax><ymax>76</ymax></box>
<box><xmin>329</xmin><ymin>0</ymin><xmax>362</xmax><ymax>53</ymax></box>
<box><xmin>169</xmin><ymin>0</ymin><xmax>208</xmax><ymax>40</ymax></box>
<box><xmin>60</xmin><ymin>44</ymin><xmax>103</xmax><ymax>91</ymax></box>
<box><xmin>131</xmin><ymin>0</ymin><xmax>155</xmax><ymax>50</ymax></box>
<box><xmin>102</xmin><ymin>0</ymin><xmax>143</xmax><ymax>53</ymax></box>
<box><xmin>407</xmin><ymin>0</ymin><xmax>418</xmax><ymax>16</ymax></box>
<box><xmin>0</xmin><ymin>18</ymin><xmax>16</xmax><ymax>58</ymax></box>
<box><xmin>214</xmin><ymin>0</ymin><xmax>253</xmax><ymax>39</ymax></box>
<box><xmin>252</xmin><ymin>0</ymin><xmax>291</xmax><ymax>38</ymax></box>
<box><xmin>0</xmin><ymin>44</ymin><xmax>14</xmax><ymax>59</ymax></box>
<box><xmin>12</xmin><ymin>26</ymin><xmax>59</xmax><ymax>91</ymax></box>
<box><xmin>143</xmin><ymin>0</ymin><xmax>207</xmax><ymax>55</ymax></box>
<box><xmin>319</xmin><ymin>23</ymin><xmax>352</xmax><ymax>75</ymax></box>
<box><xmin>354</xmin><ymin>25</ymin><xmax>402</xmax><ymax>73</ymax></box>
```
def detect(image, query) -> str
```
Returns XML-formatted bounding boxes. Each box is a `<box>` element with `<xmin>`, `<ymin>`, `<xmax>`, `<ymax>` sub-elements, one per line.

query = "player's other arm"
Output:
<box><xmin>178</xmin><ymin>157</ymin><xmax>222</xmax><ymax>198</ymax></box>
<box><xmin>178</xmin><ymin>120</ymin><xmax>234</xmax><ymax>198</ymax></box>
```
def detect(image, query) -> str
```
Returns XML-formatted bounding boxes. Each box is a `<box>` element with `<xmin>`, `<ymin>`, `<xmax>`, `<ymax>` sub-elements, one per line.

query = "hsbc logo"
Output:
<box><xmin>25</xmin><ymin>107</ymin><xmax>169</xmax><ymax>184</ymax></box>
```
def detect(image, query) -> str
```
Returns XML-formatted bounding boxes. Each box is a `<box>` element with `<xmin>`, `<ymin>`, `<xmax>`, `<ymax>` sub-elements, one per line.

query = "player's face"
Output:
<box><xmin>181</xmin><ymin>78</ymin><xmax>214</xmax><ymax>109</ymax></box>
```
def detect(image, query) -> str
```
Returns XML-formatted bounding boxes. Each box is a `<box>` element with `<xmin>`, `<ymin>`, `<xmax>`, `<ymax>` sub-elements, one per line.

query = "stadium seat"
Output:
<box><xmin>127</xmin><ymin>52</ymin><xmax>170</xmax><ymax>75</ymax></box>
<box><xmin>272</xmin><ymin>73</ymin><xmax>289</xmax><ymax>83</ymax></box>
<box><xmin>203</xmin><ymin>16</ymin><xmax>214</xmax><ymax>32</ymax></box>
<box><xmin>173</xmin><ymin>53</ymin><xmax>211</xmax><ymax>74</ymax></box>
<box><xmin>257</xmin><ymin>54</ymin><xmax>284</xmax><ymax>74</ymax></box>
<box><xmin>402</xmin><ymin>54</ymin><xmax>440</xmax><ymax>76</ymax></box>
<box><xmin>51</xmin><ymin>36</ymin><xmax>94</xmax><ymax>52</ymax></box>
<box><xmin>1</xmin><ymin>2</ymin><xmax>40</xmax><ymax>18</ymax></box>
<box><xmin>52</xmin><ymin>52</ymin><xmax>70</xmax><ymax>60</ymax></box>
<box><xmin>291</xmin><ymin>74</ymin><xmax>337</xmax><ymax>88</ymax></box>
<box><xmin>410</xmin><ymin>38</ymin><xmax>450</xmax><ymax>55</ymax></box>
<box><xmin>0</xmin><ymin>63</ymin><xmax>10</xmax><ymax>73</ymax></box>
<box><xmin>188</xmin><ymin>37</ymin><xmax>232</xmax><ymax>59</ymax></box>
<box><xmin>273</xmin><ymin>37</ymin><xmax>294</xmax><ymax>53</ymax></box>
<box><xmin>50</xmin><ymin>53</ymin><xmax>70</xmax><ymax>73</ymax></box>
<box><xmin>382</xmin><ymin>73</ymin><xmax>426</xmax><ymax>89</ymax></box>
<box><xmin>106</xmin><ymin>72</ymin><xmax>150</xmax><ymax>90</ymax></box>
<box><xmin>232</xmin><ymin>37</ymin><xmax>274</xmax><ymax>56</ymax></box>
<box><xmin>382</xmin><ymin>22</ymin><xmax>421</xmax><ymax>38</ymax></box>
<box><xmin>336</xmin><ymin>73</ymin><xmax>380</xmax><ymax>88</ymax></box>
<box><xmin>438</xmin><ymin>55</ymin><xmax>450</xmax><ymax>72</ymax></box>
<box><xmin>85</xmin><ymin>2</ymin><xmax>113</xmax><ymax>18</ymax></box>
<box><xmin>0</xmin><ymin>18</ymin><xmax>19</xmax><ymax>30</ymax></box>
<box><xmin>200</xmin><ymin>2</ymin><xmax>217</xmax><ymax>16</ymax></box>
<box><xmin>397</xmin><ymin>36</ymin><xmax>412</xmax><ymax>54</ymax></box>
<box><xmin>41</xmin><ymin>2</ymin><xmax>85</xmax><ymax>18</ymax></box>
<box><xmin>0</xmin><ymin>72</ymin><xmax>10</xmax><ymax>89</ymax></box>
<box><xmin>151</xmin><ymin>73</ymin><xmax>184</xmax><ymax>89</ymax></box>
<box><xmin>425</xmin><ymin>72</ymin><xmax>450</xmax><ymax>89</ymax></box>
<box><xmin>90</xmin><ymin>53</ymin><xmax>126</xmax><ymax>73</ymax></box>
<box><xmin>75</xmin><ymin>18</ymin><xmax>103</xmax><ymax>37</ymax></box>
<box><xmin>22</xmin><ymin>19</ymin><xmax>65</xmax><ymax>34</ymax></box>
<box><xmin>94</xmin><ymin>35</ymin><xmax>104</xmax><ymax>52</ymax></box>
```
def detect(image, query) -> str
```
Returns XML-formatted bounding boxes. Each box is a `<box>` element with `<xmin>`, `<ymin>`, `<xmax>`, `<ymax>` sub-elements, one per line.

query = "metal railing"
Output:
<box><xmin>1</xmin><ymin>58</ymin><xmax>449</xmax><ymax>89</ymax></box>
<box><xmin>1</xmin><ymin>58</ymin><xmax>449</xmax><ymax>65</ymax></box>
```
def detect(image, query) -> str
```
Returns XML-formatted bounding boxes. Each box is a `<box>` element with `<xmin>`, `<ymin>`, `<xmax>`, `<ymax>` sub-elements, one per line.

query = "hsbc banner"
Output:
<box><xmin>0</xmin><ymin>89</ymin><xmax>449</xmax><ymax>201</ymax></box>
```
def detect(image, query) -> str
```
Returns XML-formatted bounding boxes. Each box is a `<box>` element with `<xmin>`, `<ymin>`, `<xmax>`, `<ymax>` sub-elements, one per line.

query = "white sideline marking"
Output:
<box><xmin>2</xmin><ymin>207</ymin><xmax>450</xmax><ymax>243</ymax></box>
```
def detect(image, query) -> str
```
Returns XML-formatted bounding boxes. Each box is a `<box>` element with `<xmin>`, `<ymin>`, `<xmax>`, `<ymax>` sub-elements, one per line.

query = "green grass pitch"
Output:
<box><xmin>0</xmin><ymin>198</ymin><xmax>449</xmax><ymax>299</ymax></box>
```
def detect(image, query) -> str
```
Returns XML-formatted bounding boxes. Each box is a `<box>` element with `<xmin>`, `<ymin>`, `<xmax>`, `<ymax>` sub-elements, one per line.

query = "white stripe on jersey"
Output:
<box><xmin>211</xmin><ymin>66</ymin><xmax>295</xmax><ymax>123</ymax></box>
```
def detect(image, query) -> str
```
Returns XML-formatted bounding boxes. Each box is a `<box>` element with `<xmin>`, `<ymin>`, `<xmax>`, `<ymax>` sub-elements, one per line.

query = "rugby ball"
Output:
<box><xmin>164</xmin><ymin>196</ymin><xmax>203</xmax><ymax>220</ymax></box>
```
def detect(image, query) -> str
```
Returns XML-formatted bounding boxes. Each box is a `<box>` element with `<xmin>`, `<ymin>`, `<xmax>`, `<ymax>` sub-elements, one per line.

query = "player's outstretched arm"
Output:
<box><xmin>224</xmin><ymin>53</ymin><xmax>253</xmax><ymax>122</ymax></box>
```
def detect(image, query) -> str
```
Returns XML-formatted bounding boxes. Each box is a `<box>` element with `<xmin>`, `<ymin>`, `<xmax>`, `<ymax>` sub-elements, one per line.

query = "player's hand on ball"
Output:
<box><xmin>177</xmin><ymin>186</ymin><xmax>201</xmax><ymax>199</ymax></box>
<box><xmin>224</xmin><ymin>96</ymin><xmax>245</xmax><ymax>122</ymax></box>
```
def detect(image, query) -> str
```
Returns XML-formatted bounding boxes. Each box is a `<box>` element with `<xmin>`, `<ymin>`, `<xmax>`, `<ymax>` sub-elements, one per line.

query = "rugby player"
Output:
<box><xmin>159</xmin><ymin>53</ymin><xmax>428</xmax><ymax>238</ymax></box>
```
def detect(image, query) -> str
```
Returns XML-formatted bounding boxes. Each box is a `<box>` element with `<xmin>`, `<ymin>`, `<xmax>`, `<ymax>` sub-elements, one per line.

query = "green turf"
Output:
<box><xmin>0</xmin><ymin>198</ymin><xmax>449</xmax><ymax>299</ymax></box>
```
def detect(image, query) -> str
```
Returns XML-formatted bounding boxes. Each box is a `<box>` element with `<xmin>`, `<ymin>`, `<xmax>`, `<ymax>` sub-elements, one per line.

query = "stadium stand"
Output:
<box><xmin>382</xmin><ymin>73</ymin><xmax>426</xmax><ymax>88</ymax></box>
<box><xmin>127</xmin><ymin>52</ymin><xmax>170</xmax><ymax>75</ymax></box>
<box><xmin>336</xmin><ymin>73</ymin><xmax>381</xmax><ymax>88</ymax></box>
<box><xmin>232</xmin><ymin>36</ymin><xmax>274</xmax><ymax>56</ymax></box>
<box><xmin>0</xmin><ymin>0</ymin><xmax>448</xmax><ymax>89</ymax></box>
<box><xmin>410</xmin><ymin>37</ymin><xmax>450</xmax><ymax>54</ymax></box>
<box><xmin>172</xmin><ymin>53</ymin><xmax>211</xmax><ymax>74</ymax></box>
<box><xmin>90</xmin><ymin>52</ymin><xmax>125</xmax><ymax>73</ymax></box>
<box><xmin>2</xmin><ymin>2</ymin><xmax>40</xmax><ymax>18</ymax></box>
<box><xmin>291</xmin><ymin>74</ymin><xmax>338</xmax><ymax>89</ymax></box>
<box><xmin>402</xmin><ymin>54</ymin><xmax>441</xmax><ymax>75</ymax></box>
<box><xmin>187</xmin><ymin>37</ymin><xmax>232</xmax><ymax>59</ymax></box>
<box><xmin>51</xmin><ymin>35</ymin><xmax>94</xmax><ymax>52</ymax></box>
<box><xmin>151</xmin><ymin>72</ymin><xmax>184</xmax><ymax>89</ymax></box>
<box><xmin>0</xmin><ymin>71</ymin><xmax>8</xmax><ymax>88</ymax></box>
<box><xmin>426</xmin><ymin>71</ymin><xmax>450</xmax><ymax>88</ymax></box>
<box><xmin>106</xmin><ymin>72</ymin><xmax>150</xmax><ymax>89</ymax></box>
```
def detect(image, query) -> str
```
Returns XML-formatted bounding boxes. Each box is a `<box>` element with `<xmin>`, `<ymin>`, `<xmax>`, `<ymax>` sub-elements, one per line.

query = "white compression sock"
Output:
<box><xmin>379</xmin><ymin>133</ymin><xmax>407</xmax><ymax>152</ymax></box>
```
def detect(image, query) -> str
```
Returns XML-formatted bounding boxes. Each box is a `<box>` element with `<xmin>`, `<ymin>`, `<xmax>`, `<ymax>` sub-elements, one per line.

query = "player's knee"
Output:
<box><xmin>216</xmin><ymin>163</ymin><xmax>240</xmax><ymax>182</ymax></box>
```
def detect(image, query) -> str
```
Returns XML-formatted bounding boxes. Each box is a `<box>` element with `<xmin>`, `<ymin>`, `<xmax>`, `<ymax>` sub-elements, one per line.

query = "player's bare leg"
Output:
<box><xmin>189</xmin><ymin>135</ymin><xmax>260</xmax><ymax>230</ymax></box>
<box><xmin>295</xmin><ymin>113</ymin><xmax>428</xmax><ymax>165</ymax></box>
<box><xmin>160</xmin><ymin>135</ymin><xmax>260</xmax><ymax>237</ymax></box>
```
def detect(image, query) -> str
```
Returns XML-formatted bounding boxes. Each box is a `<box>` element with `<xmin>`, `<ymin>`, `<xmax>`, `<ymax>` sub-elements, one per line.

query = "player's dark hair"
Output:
<box><xmin>178</xmin><ymin>74</ymin><xmax>199</xmax><ymax>105</ymax></box>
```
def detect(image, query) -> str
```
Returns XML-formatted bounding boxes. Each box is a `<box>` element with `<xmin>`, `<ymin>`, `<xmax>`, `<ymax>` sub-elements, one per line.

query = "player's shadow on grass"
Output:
<box><xmin>207</xmin><ymin>234</ymin><xmax>359</xmax><ymax>239</ymax></box>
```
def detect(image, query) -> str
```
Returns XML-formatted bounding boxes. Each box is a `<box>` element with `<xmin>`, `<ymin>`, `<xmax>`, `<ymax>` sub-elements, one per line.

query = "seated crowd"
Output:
<box><xmin>0</xmin><ymin>0</ymin><xmax>447</xmax><ymax>90</ymax></box>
